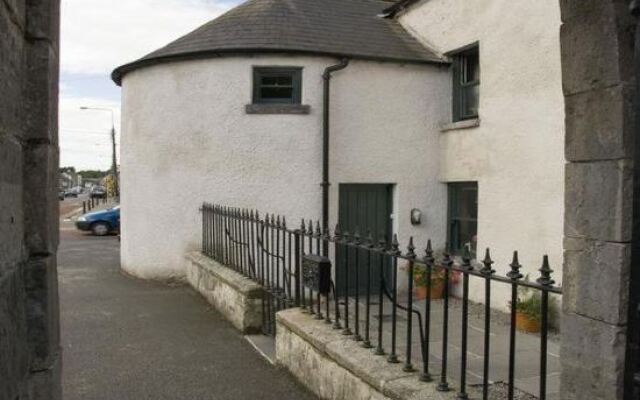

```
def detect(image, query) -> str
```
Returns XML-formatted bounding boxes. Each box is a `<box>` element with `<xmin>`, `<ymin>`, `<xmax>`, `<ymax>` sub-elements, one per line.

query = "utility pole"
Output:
<box><xmin>110</xmin><ymin>124</ymin><xmax>119</xmax><ymax>197</ymax></box>
<box><xmin>80</xmin><ymin>106</ymin><xmax>119</xmax><ymax>198</ymax></box>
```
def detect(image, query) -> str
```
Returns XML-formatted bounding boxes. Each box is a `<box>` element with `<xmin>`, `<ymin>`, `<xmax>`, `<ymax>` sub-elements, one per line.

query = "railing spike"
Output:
<box><xmin>406</xmin><ymin>236</ymin><xmax>416</xmax><ymax>258</ymax></box>
<box><xmin>442</xmin><ymin>251</ymin><xmax>453</xmax><ymax>267</ymax></box>
<box><xmin>282</xmin><ymin>216</ymin><xmax>287</xmax><ymax>229</ymax></box>
<box><xmin>315</xmin><ymin>220</ymin><xmax>322</xmax><ymax>236</ymax></box>
<box><xmin>391</xmin><ymin>234</ymin><xmax>400</xmax><ymax>255</ymax></box>
<box><xmin>480</xmin><ymin>248</ymin><xmax>495</xmax><ymax>275</ymax></box>
<box><xmin>424</xmin><ymin>239</ymin><xmax>434</xmax><ymax>263</ymax></box>
<box><xmin>537</xmin><ymin>255</ymin><xmax>555</xmax><ymax>286</ymax></box>
<box><xmin>301</xmin><ymin>219</ymin><xmax>306</xmax><ymax>231</ymax></box>
<box><xmin>307</xmin><ymin>219</ymin><xmax>314</xmax><ymax>235</ymax></box>
<box><xmin>366</xmin><ymin>231</ymin><xmax>374</xmax><ymax>247</ymax></box>
<box><xmin>461</xmin><ymin>247</ymin><xmax>473</xmax><ymax>271</ymax></box>
<box><xmin>507</xmin><ymin>251</ymin><xmax>523</xmax><ymax>280</ymax></box>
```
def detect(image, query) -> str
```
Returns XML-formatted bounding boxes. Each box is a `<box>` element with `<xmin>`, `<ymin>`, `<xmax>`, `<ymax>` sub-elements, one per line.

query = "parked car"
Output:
<box><xmin>64</xmin><ymin>189</ymin><xmax>78</xmax><ymax>198</ymax></box>
<box><xmin>90</xmin><ymin>186</ymin><xmax>107</xmax><ymax>199</ymax></box>
<box><xmin>58</xmin><ymin>190</ymin><xmax>65</xmax><ymax>201</ymax></box>
<box><xmin>75</xmin><ymin>206</ymin><xmax>120</xmax><ymax>236</ymax></box>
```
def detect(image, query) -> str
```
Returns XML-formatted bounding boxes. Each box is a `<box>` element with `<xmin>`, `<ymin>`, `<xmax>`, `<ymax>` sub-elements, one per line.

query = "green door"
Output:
<box><xmin>337</xmin><ymin>184</ymin><xmax>393</xmax><ymax>296</ymax></box>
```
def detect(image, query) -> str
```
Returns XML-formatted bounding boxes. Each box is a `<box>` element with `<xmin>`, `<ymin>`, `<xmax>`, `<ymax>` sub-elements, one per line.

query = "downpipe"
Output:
<box><xmin>321</xmin><ymin>58</ymin><xmax>349</xmax><ymax>255</ymax></box>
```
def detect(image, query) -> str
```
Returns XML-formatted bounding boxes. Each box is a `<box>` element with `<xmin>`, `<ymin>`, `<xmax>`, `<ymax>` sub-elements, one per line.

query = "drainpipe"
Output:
<box><xmin>322</xmin><ymin>58</ymin><xmax>349</xmax><ymax>255</ymax></box>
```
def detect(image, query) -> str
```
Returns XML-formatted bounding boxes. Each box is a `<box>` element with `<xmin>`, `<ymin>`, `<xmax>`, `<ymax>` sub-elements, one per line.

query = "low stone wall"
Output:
<box><xmin>276</xmin><ymin>308</ymin><xmax>457</xmax><ymax>400</ymax></box>
<box><xmin>185</xmin><ymin>252</ymin><xmax>262</xmax><ymax>333</ymax></box>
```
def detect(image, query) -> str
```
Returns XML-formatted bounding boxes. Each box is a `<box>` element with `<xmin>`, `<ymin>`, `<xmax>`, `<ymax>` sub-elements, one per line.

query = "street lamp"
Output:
<box><xmin>80</xmin><ymin>106</ymin><xmax>119</xmax><ymax>197</ymax></box>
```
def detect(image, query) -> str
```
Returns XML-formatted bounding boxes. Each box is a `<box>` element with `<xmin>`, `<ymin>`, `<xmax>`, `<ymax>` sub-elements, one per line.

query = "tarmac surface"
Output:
<box><xmin>59</xmin><ymin>226</ymin><xmax>317</xmax><ymax>400</ymax></box>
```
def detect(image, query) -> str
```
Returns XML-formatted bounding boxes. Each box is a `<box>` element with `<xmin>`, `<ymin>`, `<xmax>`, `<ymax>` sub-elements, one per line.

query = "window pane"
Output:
<box><xmin>260</xmin><ymin>86</ymin><xmax>293</xmax><ymax>100</ymax></box>
<box><xmin>462</xmin><ymin>84</ymin><xmax>479</xmax><ymax>118</ymax></box>
<box><xmin>448</xmin><ymin>182</ymin><xmax>478</xmax><ymax>257</ymax></box>
<box><xmin>253</xmin><ymin>68</ymin><xmax>301</xmax><ymax>104</ymax></box>
<box><xmin>451</xmin><ymin>220</ymin><xmax>477</xmax><ymax>257</ymax></box>
<box><xmin>456</xmin><ymin>185</ymin><xmax>478</xmax><ymax>219</ymax></box>
<box><xmin>261</xmin><ymin>75</ymin><xmax>293</xmax><ymax>86</ymax></box>
<box><xmin>463</xmin><ymin>51</ymin><xmax>479</xmax><ymax>83</ymax></box>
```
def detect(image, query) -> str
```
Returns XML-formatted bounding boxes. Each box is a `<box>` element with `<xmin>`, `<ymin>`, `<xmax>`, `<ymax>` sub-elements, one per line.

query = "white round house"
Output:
<box><xmin>112</xmin><ymin>0</ymin><xmax>451</xmax><ymax>281</ymax></box>
<box><xmin>112</xmin><ymin>0</ymin><xmax>565</xmax><ymax>311</ymax></box>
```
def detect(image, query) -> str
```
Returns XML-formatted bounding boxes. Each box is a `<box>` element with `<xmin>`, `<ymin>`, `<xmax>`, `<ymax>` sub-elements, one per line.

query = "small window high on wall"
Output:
<box><xmin>451</xmin><ymin>45</ymin><xmax>479</xmax><ymax>122</ymax></box>
<box><xmin>252</xmin><ymin>67</ymin><xmax>302</xmax><ymax>104</ymax></box>
<box><xmin>447</xmin><ymin>182</ymin><xmax>478</xmax><ymax>258</ymax></box>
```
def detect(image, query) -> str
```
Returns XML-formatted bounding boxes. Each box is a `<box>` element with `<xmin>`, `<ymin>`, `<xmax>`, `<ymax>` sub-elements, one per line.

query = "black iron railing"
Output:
<box><xmin>201</xmin><ymin>203</ymin><xmax>562</xmax><ymax>400</ymax></box>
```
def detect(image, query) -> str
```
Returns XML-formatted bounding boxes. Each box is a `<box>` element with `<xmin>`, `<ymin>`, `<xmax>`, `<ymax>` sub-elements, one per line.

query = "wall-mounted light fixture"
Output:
<box><xmin>410</xmin><ymin>208</ymin><xmax>422</xmax><ymax>225</ymax></box>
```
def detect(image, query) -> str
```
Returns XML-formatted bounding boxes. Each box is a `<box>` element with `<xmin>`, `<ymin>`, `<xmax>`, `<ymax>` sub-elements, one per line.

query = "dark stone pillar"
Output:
<box><xmin>559</xmin><ymin>1</ymin><xmax>636</xmax><ymax>399</ymax></box>
<box><xmin>0</xmin><ymin>0</ymin><xmax>61</xmax><ymax>399</ymax></box>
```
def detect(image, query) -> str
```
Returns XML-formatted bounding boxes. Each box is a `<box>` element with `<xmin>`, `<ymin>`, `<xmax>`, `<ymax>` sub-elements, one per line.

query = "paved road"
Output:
<box><xmin>59</xmin><ymin>227</ymin><xmax>317</xmax><ymax>400</ymax></box>
<box><xmin>59</xmin><ymin>193</ymin><xmax>88</xmax><ymax>217</ymax></box>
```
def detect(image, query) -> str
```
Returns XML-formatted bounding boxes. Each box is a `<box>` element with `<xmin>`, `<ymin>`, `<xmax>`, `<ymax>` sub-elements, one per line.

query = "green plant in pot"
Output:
<box><xmin>413</xmin><ymin>264</ymin><xmax>447</xmax><ymax>300</ymax></box>
<box><xmin>509</xmin><ymin>277</ymin><xmax>558</xmax><ymax>333</ymax></box>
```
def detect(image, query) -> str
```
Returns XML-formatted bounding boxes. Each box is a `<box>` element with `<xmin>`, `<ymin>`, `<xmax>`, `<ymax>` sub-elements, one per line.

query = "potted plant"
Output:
<box><xmin>413</xmin><ymin>264</ymin><xmax>446</xmax><ymax>300</ymax></box>
<box><xmin>510</xmin><ymin>281</ymin><xmax>557</xmax><ymax>333</ymax></box>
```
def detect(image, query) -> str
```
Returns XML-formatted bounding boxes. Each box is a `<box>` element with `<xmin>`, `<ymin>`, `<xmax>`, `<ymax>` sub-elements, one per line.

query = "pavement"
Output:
<box><xmin>59</xmin><ymin>225</ymin><xmax>317</xmax><ymax>400</ymax></box>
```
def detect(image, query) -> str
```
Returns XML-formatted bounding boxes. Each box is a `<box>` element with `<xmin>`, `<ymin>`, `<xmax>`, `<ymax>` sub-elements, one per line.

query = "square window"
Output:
<box><xmin>253</xmin><ymin>67</ymin><xmax>302</xmax><ymax>104</ymax></box>
<box><xmin>447</xmin><ymin>182</ymin><xmax>478</xmax><ymax>258</ymax></box>
<box><xmin>452</xmin><ymin>45</ymin><xmax>480</xmax><ymax>122</ymax></box>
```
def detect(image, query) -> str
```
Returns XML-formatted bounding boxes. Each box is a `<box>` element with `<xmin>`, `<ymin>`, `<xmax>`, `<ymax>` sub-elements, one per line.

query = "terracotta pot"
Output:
<box><xmin>415</xmin><ymin>282</ymin><xmax>445</xmax><ymax>300</ymax></box>
<box><xmin>515</xmin><ymin>311</ymin><xmax>541</xmax><ymax>333</ymax></box>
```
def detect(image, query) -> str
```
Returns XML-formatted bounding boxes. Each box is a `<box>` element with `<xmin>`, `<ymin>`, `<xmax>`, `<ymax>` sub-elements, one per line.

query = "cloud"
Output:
<box><xmin>59</xmin><ymin>94</ymin><xmax>121</xmax><ymax>171</ymax></box>
<box><xmin>61</xmin><ymin>0</ymin><xmax>229</xmax><ymax>75</ymax></box>
<box><xmin>59</xmin><ymin>0</ymin><xmax>237</xmax><ymax>169</ymax></box>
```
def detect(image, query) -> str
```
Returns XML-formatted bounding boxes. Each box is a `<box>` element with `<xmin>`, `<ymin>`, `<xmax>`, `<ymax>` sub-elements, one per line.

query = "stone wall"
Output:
<box><xmin>559</xmin><ymin>1</ymin><xmax>635</xmax><ymax>399</ymax></box>
<box><xmin>0</xmin><ymin>0</ymin><xmax>61</xmax><ymax>399</ymax></box>
<box><xmin>185</xmin><ymin>252</ymin><xmax>263</xmax><ymax>333</ymax></box>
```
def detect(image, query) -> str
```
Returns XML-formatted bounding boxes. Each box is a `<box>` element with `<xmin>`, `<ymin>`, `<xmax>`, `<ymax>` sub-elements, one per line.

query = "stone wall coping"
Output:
<box><xmin>186</xmin><ymin>252</ymin><xmax>262</xmax><ymax>299</ymax></box>
<box><xmin>276</xmin><ymin>308</ymin><xmax>458</xmax><ymax>400</ymax></box>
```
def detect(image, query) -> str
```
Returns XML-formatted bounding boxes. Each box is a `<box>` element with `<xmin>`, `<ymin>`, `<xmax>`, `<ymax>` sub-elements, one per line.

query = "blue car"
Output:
<box><xmin>75</xmin><ymin>206</ymin><xmax>120</xmax><ymax>236</ymax></box>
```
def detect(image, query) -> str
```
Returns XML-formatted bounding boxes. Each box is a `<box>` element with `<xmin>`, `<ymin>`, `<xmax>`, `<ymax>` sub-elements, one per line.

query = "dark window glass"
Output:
<box><xmin>452</xmin><ymin>45</ymin><xmax>480</xmax><ymax>122</ymax></box>
<box><xmin>448</xmin><ymin>182</ymin><xmax>478</xmax><ymax>258</ymax></box>
<box><xmin>253</xmin><ymin>67</ymin><xmax>302</xmax><ymax>104</ymax></box>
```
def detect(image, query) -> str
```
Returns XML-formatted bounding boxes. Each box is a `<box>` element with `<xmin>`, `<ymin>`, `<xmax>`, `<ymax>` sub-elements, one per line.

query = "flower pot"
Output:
<box><xmin>415</xmin><ymin>282</ymin><xmax>445</xmax><ymax>300</ymax></box>
<box><xmin>515</xmin><ymin>311</ymin><xmax>541</xmax><ymax>333</ymax></box>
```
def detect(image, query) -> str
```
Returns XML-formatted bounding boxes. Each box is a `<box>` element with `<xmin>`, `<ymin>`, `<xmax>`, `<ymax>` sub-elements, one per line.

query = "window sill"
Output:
<box><xmin>440</xmin><ymin>118</ymin><xmax>480</xmax><ymax>132</ymax></box>
<box><xmin>245</xmin><ymin>104</ymin><xmax>310</xmax><ymax>115</ymax></box>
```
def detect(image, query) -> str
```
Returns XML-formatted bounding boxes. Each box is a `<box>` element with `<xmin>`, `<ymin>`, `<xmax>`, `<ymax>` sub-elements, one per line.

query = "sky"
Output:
<box><xmin>59</xmin><ymin>0</ymin><xmax>241</xmax><ymax>170</ymax></box>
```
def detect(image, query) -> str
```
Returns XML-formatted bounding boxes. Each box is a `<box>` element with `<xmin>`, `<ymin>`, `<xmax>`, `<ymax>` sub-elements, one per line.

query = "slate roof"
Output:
<box><xmin>112</xmin><ymin>0</ymin><xmax>444</xmax><ymax>85</ymax></box>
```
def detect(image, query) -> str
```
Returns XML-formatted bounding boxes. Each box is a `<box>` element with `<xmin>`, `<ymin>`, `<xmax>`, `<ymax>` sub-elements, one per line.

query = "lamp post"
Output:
<box><xmin>80</xmin><ymin>106</ymin><xmax>119</xmax><ymax>197</ymax></box>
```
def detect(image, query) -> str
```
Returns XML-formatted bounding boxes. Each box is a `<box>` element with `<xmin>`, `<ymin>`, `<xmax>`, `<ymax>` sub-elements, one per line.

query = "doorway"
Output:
<box><xmin>336</xmin><ymin>184</ymin><xmax>393</xmax><ymax>296</ymax></box>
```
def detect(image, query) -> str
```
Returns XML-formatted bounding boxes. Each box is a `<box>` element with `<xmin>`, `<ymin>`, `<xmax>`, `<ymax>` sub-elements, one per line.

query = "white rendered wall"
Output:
<box><xmin>399</xmin><ymin>0</ymin><xmax>565</xmax><ymax>304</ymax></box>
<box><xmin>119</xmin><ymin>55</ymin><xmax>448</xmax><ymax>280</ymax></box>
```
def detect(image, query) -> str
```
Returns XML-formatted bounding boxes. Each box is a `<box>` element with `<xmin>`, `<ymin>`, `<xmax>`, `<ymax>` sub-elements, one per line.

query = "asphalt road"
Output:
<box><xmin>59</xmin><ymin>227</ymin><xmax>317</xmax><ymax>400</ymax></box>
<box><xmin>59</xmin><ymin>193</ymin><xmax>88</xmax><ymax>217</ymax></box>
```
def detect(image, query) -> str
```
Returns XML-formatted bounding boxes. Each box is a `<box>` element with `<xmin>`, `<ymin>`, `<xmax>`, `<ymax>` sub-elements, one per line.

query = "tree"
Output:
<box><xmin>77</xmin><ymin>169</ymin><xmax>107</xmax><ymax>179</ymax></box>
